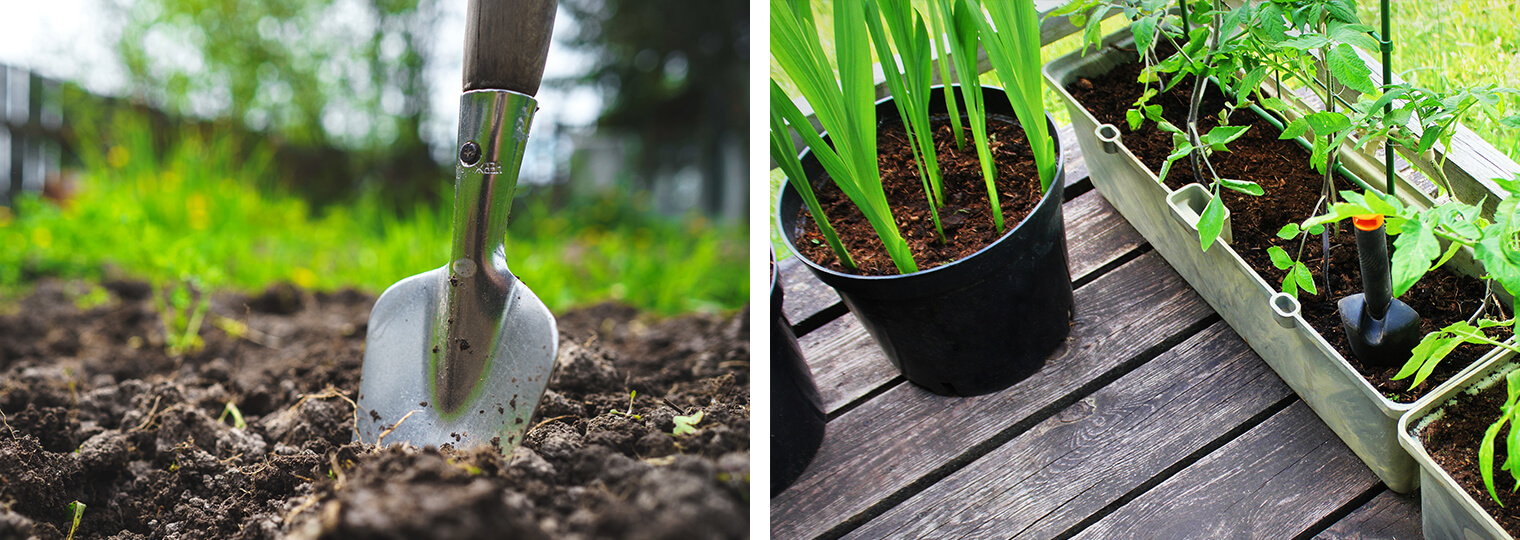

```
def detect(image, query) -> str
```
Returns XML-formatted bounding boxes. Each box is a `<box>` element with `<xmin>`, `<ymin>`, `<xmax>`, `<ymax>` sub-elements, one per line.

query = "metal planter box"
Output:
<box><xmin>1400</xmin><ymin>352</ymin><xmax>1520</xmax><ymax>540</ymax></box>
<box><xmin>1043</xmin><ymin>29</ymin><xmax>1506</xmax><ymax>493</ymax></box>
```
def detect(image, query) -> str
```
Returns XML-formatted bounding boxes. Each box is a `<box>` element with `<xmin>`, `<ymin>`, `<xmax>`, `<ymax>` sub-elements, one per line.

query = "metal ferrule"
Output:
<box><xmin>435</xmin><ymin>89</ymin><xmax>537</xmax><ymax>415</ymax></box>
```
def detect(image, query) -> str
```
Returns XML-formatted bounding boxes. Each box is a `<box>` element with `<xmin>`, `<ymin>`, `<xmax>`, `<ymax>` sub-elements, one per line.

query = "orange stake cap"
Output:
<box><xmin>1353</xmin><ymin>214</ymin><xmax>1384</xmax><ymax>231</ymax></box>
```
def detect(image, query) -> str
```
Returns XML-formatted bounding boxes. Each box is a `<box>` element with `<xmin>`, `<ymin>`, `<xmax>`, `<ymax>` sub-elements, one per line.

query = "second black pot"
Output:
<box><xmin>776</xmin><ymin>85</ymin><xmax>1075</xmax><ymax>397</ymax></box>
<box><xmin>770</xmin><ymin>257</ymin><xmax>826</xmax><ymax>495</ymax></box>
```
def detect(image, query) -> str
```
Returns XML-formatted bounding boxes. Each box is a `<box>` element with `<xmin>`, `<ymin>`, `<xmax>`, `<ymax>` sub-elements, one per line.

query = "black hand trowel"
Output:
<box><xmin>354</xmin><ymin>0</ymin><xmax>560</xmax><ymax>453</ymax></box>
<box><xmin>1339</xmin><ymin>214</ymin><xmax>1422</xmax><ymax>366</ymax></box>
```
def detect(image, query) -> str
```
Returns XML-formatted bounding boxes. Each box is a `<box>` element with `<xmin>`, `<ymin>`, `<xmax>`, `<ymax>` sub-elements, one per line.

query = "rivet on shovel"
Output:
<box><xmin>1339</xmin><ymin>214</ymin><xmax>1422</xmax><ymax>367</ymax></box>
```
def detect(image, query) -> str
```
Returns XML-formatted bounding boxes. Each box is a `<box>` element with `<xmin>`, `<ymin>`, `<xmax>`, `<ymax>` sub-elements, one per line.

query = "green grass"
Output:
<box><xmin>0</xmin><ymin>111</ymin><xmax>746</xmax><ymax>315</ymax></box>
<box><xmin>1355</xmin><ymin>0</ymin><xmax>1520</xmax><ymax>161</ymax></box>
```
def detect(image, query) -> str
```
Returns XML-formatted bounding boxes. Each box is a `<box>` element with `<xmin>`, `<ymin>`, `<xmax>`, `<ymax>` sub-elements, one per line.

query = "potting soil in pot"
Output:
<box><xmin>0</xmin><ymin>280</ymin><xmax>748</xmax><ymax>539</ymax></box>
<box><xmin>796</xmin><ymin>115</ymin><xmax>1045</xmax><ymax>276</ymax></box>
<box><xmin>1067</xmin><ymin>57</ymin><xmax>1508</xmax><ymax>402</ymax></box>
<box><xmin>1420</xmin><ymin>376</ymin><xmax>1520</xmax><ymax>535</ymax></box>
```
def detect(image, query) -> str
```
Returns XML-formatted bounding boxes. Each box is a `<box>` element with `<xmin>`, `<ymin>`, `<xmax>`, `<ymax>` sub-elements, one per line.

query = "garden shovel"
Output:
<box><xmin>1339</xmin><ymin>214</ymin><xmax>1422</xmax><ymax>367</ymax></box>
<box><xmin>355</xmin><ymin>0</ymin><xmax>560</xmax><ymax>453</ymax></box>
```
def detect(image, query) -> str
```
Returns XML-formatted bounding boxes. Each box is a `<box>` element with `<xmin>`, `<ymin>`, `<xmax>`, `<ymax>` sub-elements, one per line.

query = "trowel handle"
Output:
<box><xmin>463</xmin><ymin>0</ymin><xmax>558</xmax><ymax>96</ymax></box>
<box><xmin>1354</xmin><ymin>215</ymin><xmax>1391</xmax><ymax>320</ymax></box>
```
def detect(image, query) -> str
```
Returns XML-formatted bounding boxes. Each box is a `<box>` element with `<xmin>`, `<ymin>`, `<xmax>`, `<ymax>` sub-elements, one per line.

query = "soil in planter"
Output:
<box><xmin>1420</xmin><ymin>373</ymin><xmax>1520</xmax><ymax>535</ymax></box>
<box><xmin>1068</xmin><ymin>49</ymin><xmax>1509</xmax><ymax>402</ymax></box>
<box><xmin>795</xmin><ymin>114</ymin><xmax>1045</xmax><ymax>276</ymax></box>
<box><xmin>0</xmin><ymin>279</ymin><xmax>748</xmax><ymax>539</ymax></box>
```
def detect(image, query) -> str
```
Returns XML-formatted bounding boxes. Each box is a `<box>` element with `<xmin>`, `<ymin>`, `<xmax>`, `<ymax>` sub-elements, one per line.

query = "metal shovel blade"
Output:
<box><xmin>355</xmin><ymin>264</ymin><xmax>556</xmax><ymax>451</ymax></box>
<box><xmin>354</xmin><ymin>89</ymin><xmax>557</xmax><ymax>452</ymax></box>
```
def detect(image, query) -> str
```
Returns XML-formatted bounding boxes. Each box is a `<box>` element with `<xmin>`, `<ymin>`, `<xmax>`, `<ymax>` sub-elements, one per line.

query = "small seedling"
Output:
<box><xmin>65</xmin><ymin>500</ymin><xmax>85</xmax><ymax>540</ymax></box>
<box><xmin>608</xmin><ymin>390</ymin><xmax>641</xmax><ymax>419</ymax></box>
<box><xmin>217</xmin><ymin>401</ymin><xmax>247</xmax><ymax>429</ymax></box>
<box><xmin>672</xmin><ymin>410</ymin><xmax>704</xmax><ymax>437</ymax></box>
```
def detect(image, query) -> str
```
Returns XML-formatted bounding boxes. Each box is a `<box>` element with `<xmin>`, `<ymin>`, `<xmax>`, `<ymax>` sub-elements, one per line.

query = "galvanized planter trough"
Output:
<box><xmin>1043</xmin><ymin>28</ymin><xmax>1507</xmax><ymax>494</ymax></box>
<box><xmin>1400</xmin><ymin>352</ymin><xmax>1520</xmax><ymax>540</ymax></box>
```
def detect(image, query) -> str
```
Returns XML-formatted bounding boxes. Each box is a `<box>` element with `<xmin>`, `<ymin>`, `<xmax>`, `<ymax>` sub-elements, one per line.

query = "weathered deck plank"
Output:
<box><xmin>793</xmin><ymin>188</ymin><xmax>1147</xmax><ymax>415</ymax></box>
<box><xmin>771</xmin><ymin>251</ymin><xmax>1216</xmax><ymax>540</ymax></box>
<box><xmin>798</xmin><ymin>315</ymin><xmax>900</xmax><ymax>415</ymax></box>
<box><xmin>1070</xmin><ymin>401</ymin><xmax>1382</xmax><ymax>540</ymax></box>
<box><xmin>1313</xmin><ymin>490</ymin><xmax>1422</xmax><ymax>540</ymax></box>
<box><xmin>841</xmin><ymin>321</ymin><xmax>1292</xmax><ymax>539</ymax></box>
<box><xmin>776</xmin><ymin>256</ymin><xmax>843</xmax><ymax>335</ymax></box>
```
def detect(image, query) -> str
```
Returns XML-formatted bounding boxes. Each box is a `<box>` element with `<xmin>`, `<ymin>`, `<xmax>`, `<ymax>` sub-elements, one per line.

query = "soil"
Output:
<box><xmin>1419</xmin><ymin>370</ymin><xmax>1520</xmax><ymax>534</ymax></box>
<box><xmin>795</xmin><ymin>114</ymin><xmax>1045</xmax><ymax>276</ymax></box>
<box><xmin>1068</xmin><ymin>45</ymin><xmax>1508</xmax><ymax>402</ymax></box>
<box><xmin>0</xmin><ymin>279</ymin><xmax>749</xmax><ymax>539</ymax></box>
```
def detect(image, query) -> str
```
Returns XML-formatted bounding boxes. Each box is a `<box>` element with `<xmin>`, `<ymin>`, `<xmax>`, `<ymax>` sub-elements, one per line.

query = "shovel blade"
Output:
<box><xmin>1339</xmin><ymin>293</ymin><xmax>1422</xmax><ymax>368</ymax></box>
<box><xmin>355</xmin><ymin>265</ymin><xmax>557</xmax><ymax>452</ymax></box>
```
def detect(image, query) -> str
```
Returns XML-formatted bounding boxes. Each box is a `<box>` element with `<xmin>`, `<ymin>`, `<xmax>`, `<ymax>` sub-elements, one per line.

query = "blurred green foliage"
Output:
<box><xmin>113</xmin><ymin>0</ymin><xmax>443</xmax><ymax>208</ymax></box>
<box><xmin>560</xmin><ymin>0</ymin><xmax>748</xmax><ymax>213</ymax></box>
<box><xmin>0</xmin><ymin>109</ymin><xmax>746</xmax><ymax>315</ymax></box>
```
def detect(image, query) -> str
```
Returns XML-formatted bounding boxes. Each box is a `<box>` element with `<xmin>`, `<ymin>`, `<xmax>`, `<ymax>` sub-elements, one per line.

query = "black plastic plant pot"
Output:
<box><xmin>770</xmin><ymin>256</ymin><xmax>826</xmax><ymax>496</ymax></box>
<box><xmin>776</xmin><ymin>86</ymin><xmax>1075</xmax><ymax>397</ymax></box>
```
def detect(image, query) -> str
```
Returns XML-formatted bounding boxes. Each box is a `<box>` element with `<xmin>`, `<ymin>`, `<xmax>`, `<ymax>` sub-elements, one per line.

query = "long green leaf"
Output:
<box><xmin>771</xmin><ymin>84</ymin><xmax>856</xmax><ymax>270</ymax></box>
<box><xmin>969</xmin><ymin>0</ymin><xmax>1058</xmax><ymax>192</ymax></box>
<box><xmin>866</xmin><ymin>0</ymin><xmax>945</xmax><ymax>238</ymax></box>
<box><xmin>926</xmin><ymin>0</ymin><xmax>966</xmax><ymax>149</ymax></box>
<box><xmin>771</xmin><ymin>0</ymin><xmax>918</xmax><ymax>273</ymax></box>
<box><xmin>948</xmin><ymin>0</ymin><xmax>1003</xmax><ymax>232</ymax></box>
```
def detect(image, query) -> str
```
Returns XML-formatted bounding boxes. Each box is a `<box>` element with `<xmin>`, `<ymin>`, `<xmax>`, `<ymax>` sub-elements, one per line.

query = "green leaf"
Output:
<box><xmin>1327</xmin><ymin>44</ymin><xmax>1376</xmax><ymax>94</ymax></box>
<box><xmin>1484</xmin><ymin>417</ymin><xmax>1507</xmax><ymax>506</ymax></box>
<box><xmin>1127</xmin><ymin>108</ymin><xmax>1143</xmax><ymax>131</ymax></box>
<box><xmin>1132</xmin><ymin>15</ymin><xmax>1158</xmax><ymax>54</ymax></box>
<box><xmin>1235</xmin><ymin>67</ymin><xmax>1267</xmax><ymax>106</ymax></box>
<box><xmin>1260</xmin><ymin>97</ymin><xmax>1290</xmax><ymax>112</ymax></box>
<box><xmin>1220</xmin><ymin>178</ymin><xmax>1264</xmax><ymax>196</ymax></box>
<box><xmin>1502</xmin><ymin>114</ymin><xmax>1520</xmax><ymax>129</ymax></box>
<box><xmin>1268</xmin><ymin>246</ymin><xmax>1293</xmax><ymax>269</ymax></box>
<box><xmin>1390</xmin><ymin>217</ymin><xmax>1440</xmax><ymax>297</ymax></box>
<box><xmin>1202</xmin><ymin>125</ymin><xmax>1251</xmax><ymax>148</ymax></box>
<box><xmin>1281</xmin><ymin>34</ymin><xmax>1329</xmax><ymax>50</ymax></box>
<box><xmin>672</xmin><ymin>410</ymin><xmax>705</xmax><ymax>436</ymax></box>
<box><xmin>1277</xmin><ymin>223</ymin><xmax>1301</xmax><ymax>240</ymax></box>
<box><xmin>1309</xmin><ymin>224</ymin><xmax>1325</xmax><ymax>235</ymax></box>
<box><xmin>1305</xmin><ymin>112</ymin><xmax>1353</xmax><ymax>136</ymax></box>
<box><xmin>1281</xmin><ymin>268</ymin><xmax>1299</xmax><ymax>297</ymax></box>
<box><xmin>1293</xmin><ymin>262</ymin><xmax>1318</xmax><ymax>295</ymax></box>
<box><xmin>1280</xmin><ymin>117</ymin><xmax>1309</xmax><ymax>140</ymax></box>
<box><xmin>1198</xmin><ymin>193</ymin><xmax>1226</xmax><ymax>252</ymax></box>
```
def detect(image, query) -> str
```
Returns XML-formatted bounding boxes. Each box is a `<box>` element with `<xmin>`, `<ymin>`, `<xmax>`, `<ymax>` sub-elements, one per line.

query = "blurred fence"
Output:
<box><xmin>1</xmin><ymin>65</ymin><xmax>65</xmax><ymax>210</ymax></box>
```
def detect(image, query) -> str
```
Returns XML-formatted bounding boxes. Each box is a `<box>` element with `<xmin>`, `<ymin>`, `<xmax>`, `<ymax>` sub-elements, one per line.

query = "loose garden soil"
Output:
<box><xmin>1068</xmin><ymin>45</ymin><xmax>1508</xmax><ymax>402</ymax></box>
<box><xmin>1419</xmin><ymin>370</ymin><xmax>1520</xmax><ymax>535</ymax></box>
<box><xmin>0</xmin><ymin>279</ymin><xmax>749</xmax><ymax>539</ymax></box>
<box><xmin>794</xmin><ymin>114</ymin><xmax>1044</xmax><ymax>276</ymax></box>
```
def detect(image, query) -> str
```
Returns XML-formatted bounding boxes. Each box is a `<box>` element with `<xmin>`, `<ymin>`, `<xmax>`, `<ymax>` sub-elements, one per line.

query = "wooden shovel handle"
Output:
<box><xmin>462</xmin><ymin>0</ymin><xmax>557</xmax><ymax>96</ymax></box>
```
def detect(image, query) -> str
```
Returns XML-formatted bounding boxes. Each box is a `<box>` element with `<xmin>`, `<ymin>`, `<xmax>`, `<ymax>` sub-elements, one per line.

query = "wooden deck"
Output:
<box><xmin>770</xmin><ymin>126</ymin><xmax>1426</xmax><ymax>540</ymax></box>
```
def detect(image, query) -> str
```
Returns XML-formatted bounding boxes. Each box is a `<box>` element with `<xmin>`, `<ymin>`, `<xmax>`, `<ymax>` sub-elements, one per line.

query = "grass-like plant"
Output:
<box><xmin>771</xmin><ymin>0</ymin><xmax>1061</xmax><ymax>271</ymax></box>
<box><xmin>771</xmin><ymin>0</ymin><xmax>918</xmax><ymax>273</ymax></box>
<box><xmin>866</xmin><ymin>0</ymin><xmax>948</xmax><ymax>239</ymax></box>
<box><xmin>968</xmin><ymin>0</ymin><xmax>1058</xmax><ymax>195</ymax></box>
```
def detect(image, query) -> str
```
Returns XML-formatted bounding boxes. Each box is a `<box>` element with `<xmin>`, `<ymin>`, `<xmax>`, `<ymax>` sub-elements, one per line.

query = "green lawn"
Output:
<box><xmin>0</xmin><ymin>111</ymin><xmax>747</xmax><ymax>315</ymax></box>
